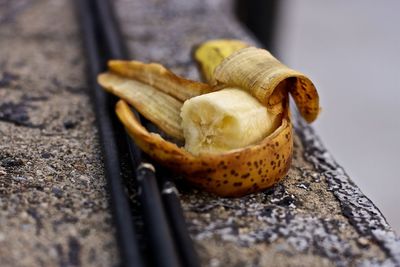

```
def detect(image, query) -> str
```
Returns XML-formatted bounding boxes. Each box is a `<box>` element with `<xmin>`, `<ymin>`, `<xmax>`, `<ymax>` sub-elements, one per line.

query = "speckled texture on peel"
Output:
<box><xmin>1</xmin><ymin>0</ymin><xmax>400</xmax><ymax>266</ymax></box>
<box><xmin>0</xmin><ymin>0</ymin><xmax>118</xmax><ymax>266</ymax></box>
<box><xmin>114</xmin><ymin>0</ymin><xmax>400</xmax><ymax>266</ymax></box>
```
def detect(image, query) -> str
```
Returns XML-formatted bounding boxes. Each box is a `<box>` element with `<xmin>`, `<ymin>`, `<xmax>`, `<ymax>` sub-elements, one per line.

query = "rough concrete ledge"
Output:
<box><xmin>0</xmin><ymin>1</ymin><xmax>118</xmax><ymax>266</ymax></box>
<box><xmin>0</xmin><ymin>0</ymin><xmax>399</xmax><ymax>267</ymax></box>
<box><xmin>115</xmin><ymin>0</ymin><xmax>400</xmax><ymax>266</ymax></box>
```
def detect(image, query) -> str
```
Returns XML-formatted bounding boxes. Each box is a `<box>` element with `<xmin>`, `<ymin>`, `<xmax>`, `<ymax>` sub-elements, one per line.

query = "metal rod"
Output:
<box><xmin>74</xmin><ymin>0</ymin><xmax>144</xmax><ymax>266</ymax></box>
<box><xmin>93</xmin><ymin>0</ymin><xmax>128</xmax><ymax>59</ymax></box>
<box><xmin>92</xmin><ymin>1</ymin><xmax>201</xmax><ymax>266</ymax></box>
<box><xmin>90</xmin><ymin>0</ymin><xmax>199</xmax><ymax>266</ymax></box>
<box><xmin>134</xmin><ymin>162</ymin><xmax>181</xmax><ymax>267</ymax></box>
<box><xmin>159</xmin><ymin>174</ymin><xmax>201</xmax><ymax>267</ymax></box>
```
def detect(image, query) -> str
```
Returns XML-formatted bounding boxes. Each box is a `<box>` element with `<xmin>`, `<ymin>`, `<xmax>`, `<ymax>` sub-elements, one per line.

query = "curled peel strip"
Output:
<box><xmin>212</xmin><ymin>46</ymin><xmax>320</xmax><ymax>122</ymax></box>
<box><xmin>98</xmin><ymin>72</ymin><xmax>185</xmax><ymax>140</ymax></box>
<box><xmin>108</xmin><ymin>60</ymin><xmax>214</xmax><ymax>101</ymax></box>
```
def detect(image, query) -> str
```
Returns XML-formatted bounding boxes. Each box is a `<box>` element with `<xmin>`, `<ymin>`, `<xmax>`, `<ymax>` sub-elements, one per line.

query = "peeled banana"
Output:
<box><xmin>181</xmin><ymin>88</ymin><xmax>277</xmax><ymax>155</ymax></box>
<box><xmin>97</xmin><ymin>39</ymin><xmax>320</xmax><ymax>197</ymax></box>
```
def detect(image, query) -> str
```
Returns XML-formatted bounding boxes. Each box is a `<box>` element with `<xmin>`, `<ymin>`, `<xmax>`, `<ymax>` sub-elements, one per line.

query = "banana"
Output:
<box><xmin>97</xmin><ymin>39</ymin><xmax>320</xmax><ymax>197</ymax></box>
<box><xmin>181</xmin><ymin>88</ymin><xmax>277</xmax><ymax>155</ymax></box>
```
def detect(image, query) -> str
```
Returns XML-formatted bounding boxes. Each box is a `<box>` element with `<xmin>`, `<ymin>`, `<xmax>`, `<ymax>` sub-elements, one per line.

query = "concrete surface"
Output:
<box><xmin>0</xmin><ymin>1</ymin><xmax>118</xmax><ymax>266</ymax></box>
<box><xmin>276</xmin><ymin>0</ymin><xmax>400</xmax><ymax>233</ymax></box>
<box><xmin>115</xmin><ymin>0</ymin><xmax>400</xmax><ymax>266</ymax></box>
<box><xmin>1</xmin><ymin>0</ymin><xmax>399</xmax><ymax>266</ymax></box>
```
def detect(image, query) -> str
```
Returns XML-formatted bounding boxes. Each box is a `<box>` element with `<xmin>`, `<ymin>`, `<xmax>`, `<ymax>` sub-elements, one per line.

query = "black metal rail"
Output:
<box><xmin>75</xmin><ymin>1</ymin><xmax>143</xmax><ymax>266</ymax></box>
<box><xmin>76</xmin><ymin>0</ymin><xmax>199</xmax><ymax>266</ymax></box>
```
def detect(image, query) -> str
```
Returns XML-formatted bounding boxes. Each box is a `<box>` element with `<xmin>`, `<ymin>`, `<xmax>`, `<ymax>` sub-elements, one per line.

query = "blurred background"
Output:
<box><xmin>239</xmin><ymin>0</ymin><xmax>400</xmax><ymax>233</ymax></box>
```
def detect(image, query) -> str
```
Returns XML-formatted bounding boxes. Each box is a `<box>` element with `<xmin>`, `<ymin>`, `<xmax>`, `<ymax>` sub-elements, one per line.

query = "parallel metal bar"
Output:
<box><xmin>134</xmin><ymin>162</ymin><xmax>181</xmax><ymax>267</ymax></box>
<box><xmin>90</xmin><ymin>0</ymin><xmax>193</xmax><ymax>266</ymax></box>
<box><xmin>159</xmin><ymin>173</ymin><xmax>201</xmax><ymax>267</ymax></box>
<box><xmin>75</xmin><ymin>1</ymin><xmax>144</xmax><ymax>266</ymax></box>
<box><xmin>92</xmin><ymin>1</ymin><xmax>201</xmax><ymax>266</ymax></box>
<box><xmin>93</xmin><ymin>0</ymin><xmax>128</xmax><ymax>59</ymax></box>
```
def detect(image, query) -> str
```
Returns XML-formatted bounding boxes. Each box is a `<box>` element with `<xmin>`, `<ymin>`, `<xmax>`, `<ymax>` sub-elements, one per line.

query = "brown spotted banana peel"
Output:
<box><xmin>116</xmin><ymin>99</ymin><xmax>293</xmax><ymax>197</ymax></box>
<box><xmin>97</xmin><ymin>39</ymin><xmax>319</xmax><ymax>197</ymax></box>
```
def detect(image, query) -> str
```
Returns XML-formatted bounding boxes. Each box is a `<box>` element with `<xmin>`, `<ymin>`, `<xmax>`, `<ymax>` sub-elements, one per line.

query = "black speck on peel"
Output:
<box><xmin>241</xmin><ymin>173</ymin><xmax>250</xmax><ymax>179</ymax></box>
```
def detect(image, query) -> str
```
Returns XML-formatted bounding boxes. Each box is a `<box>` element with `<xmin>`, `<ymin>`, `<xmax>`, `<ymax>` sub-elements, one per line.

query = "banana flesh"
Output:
<box><xmin>181</xmin><ymin>88</ymin><xmax>276</xmax><ymax>155</ymax></box>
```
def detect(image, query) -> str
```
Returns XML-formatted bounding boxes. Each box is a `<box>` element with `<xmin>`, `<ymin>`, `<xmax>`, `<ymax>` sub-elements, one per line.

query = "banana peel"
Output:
<box><xmin>97</xmin><ymin>39</ymin><xmax>320</xmax><ymax>197</ymax></box>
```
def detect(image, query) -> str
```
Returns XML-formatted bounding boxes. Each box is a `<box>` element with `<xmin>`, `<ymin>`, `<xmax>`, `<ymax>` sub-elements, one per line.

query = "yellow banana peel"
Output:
<box><xmin>97</xmin><ymin>39</ymin><xmax>320</xmax><ymax>197</ymax></box>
